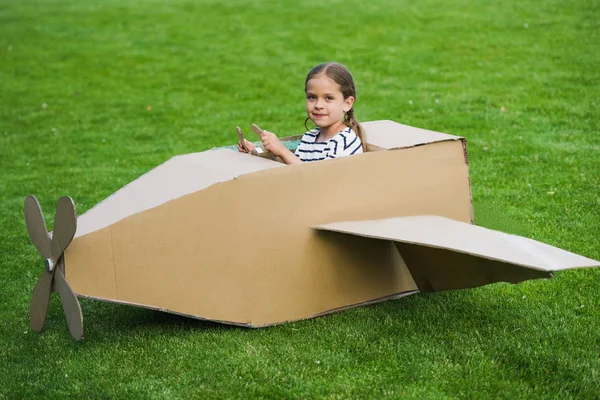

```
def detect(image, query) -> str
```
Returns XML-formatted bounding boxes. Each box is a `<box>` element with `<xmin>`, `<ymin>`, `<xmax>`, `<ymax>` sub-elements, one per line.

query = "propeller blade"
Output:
<box><xmin>24</xmin><ymin>195</ymin><xmax>51</xmax><ymax>259</ymax></box>
<box><xmin>30</xmin><ymin>270</ymin><xmax>53</xmax><ymax>332</ymax></box>
<box><xmin>50</xmin><ymin>196</ymin><xmax>77</xmax><ymax>264</ymax></box>
<box><xmin>53</xmin><ymin>267</ymin><xmax>83</xmax><ymax>341</ymax></box>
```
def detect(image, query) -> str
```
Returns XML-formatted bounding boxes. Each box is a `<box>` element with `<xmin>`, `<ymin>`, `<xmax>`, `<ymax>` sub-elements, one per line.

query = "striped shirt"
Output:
<box><xmin>294</xmin><ymin>127</ymin><xmax>363</xmax><ymax>162</ymax></box>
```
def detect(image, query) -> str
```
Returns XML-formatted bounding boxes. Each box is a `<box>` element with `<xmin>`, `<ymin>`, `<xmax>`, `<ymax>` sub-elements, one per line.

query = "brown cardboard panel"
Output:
<box><xmin>66</xmin><ymin>140</ymin><xmax>472</xmax><ymax>326</ymax></box>
<box><xmin>395</xmin><ymin>243</ymin><xmax>551</xmax><ymax>291</ymax></box>
<box><xmin>314</xmin><ymin>215</ymin><xmax>600</xmax><ymax>290</ymax></box>
<box><xmin>307</xmin><ymin>290</ymin><xmax>419</xmax><ymax>319</ymax></box>
<box><xmin>65</xmin><ymin>226</ymin><xmax>117</xmax><ymax>300</ymax></box>
<box><xmin>314</xmin><ymin>216</ymin><xmax>600</xmax><ymax>271</ymax></box>
<box><xmin>362</xmin><ymin>120</ymin><xmax>462</xmax><ymax>150</ymax></box>
<box><xmin>76</xmin><ymin>149</ymin><xmax>282</xmax><ymax>237</ymax></box>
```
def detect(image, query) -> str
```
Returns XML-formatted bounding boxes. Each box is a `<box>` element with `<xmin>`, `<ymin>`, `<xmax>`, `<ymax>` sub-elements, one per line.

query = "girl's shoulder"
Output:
<box><xmin>329</xmin><ymin>126</ymin><xmax>357</xmax><ymax>143</ymax></box>
<box><xmin>328</xmin><ymin>127</ymin><xmax>363</xmax><ymax>156</ymax></box>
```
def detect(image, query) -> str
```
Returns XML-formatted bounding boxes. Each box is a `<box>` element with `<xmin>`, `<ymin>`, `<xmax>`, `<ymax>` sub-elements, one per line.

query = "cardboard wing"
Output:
<box><xmin>314</xmin><ymin>216</ymin><xmax>600</xmax><ymax>292</ymax></box>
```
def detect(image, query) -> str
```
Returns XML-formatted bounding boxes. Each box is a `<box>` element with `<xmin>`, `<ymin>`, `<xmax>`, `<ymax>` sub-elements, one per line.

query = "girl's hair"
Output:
<box><xmin>304</xmin><ymin>62</ymin><xmax>367</xmax><ymax>151</ymax></box>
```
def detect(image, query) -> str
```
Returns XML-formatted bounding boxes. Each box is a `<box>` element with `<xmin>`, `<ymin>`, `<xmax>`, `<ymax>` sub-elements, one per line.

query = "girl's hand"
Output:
<box><xmin>259</xmin><ymin>130</ymin><xmax>287</xmax><ymax>157</ymax></box>
<box><xmin>238</xmin><ymin>139</ymin><xmax>256</xmax><ymax>153</ymax></box>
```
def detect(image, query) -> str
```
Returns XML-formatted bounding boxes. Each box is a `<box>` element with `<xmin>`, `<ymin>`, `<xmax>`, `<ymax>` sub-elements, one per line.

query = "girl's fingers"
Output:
<box><xmin>260</xmin><ymin>131</ymin><xmax>272</xmax><ymax>141</ymax></box>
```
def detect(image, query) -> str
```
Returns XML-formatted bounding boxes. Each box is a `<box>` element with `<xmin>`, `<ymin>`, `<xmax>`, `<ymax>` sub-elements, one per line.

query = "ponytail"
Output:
<box><xmin>345</xmin><ymin>108</ymin><xmax>367</xmax><ymax>152</ymax></box>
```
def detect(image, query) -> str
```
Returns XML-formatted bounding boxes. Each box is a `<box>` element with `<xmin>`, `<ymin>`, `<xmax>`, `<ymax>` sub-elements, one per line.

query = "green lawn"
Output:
<box><xmin>1</xmin><ymin>0</ymin><xmax>599</xmax><ymax>398</ymax></box>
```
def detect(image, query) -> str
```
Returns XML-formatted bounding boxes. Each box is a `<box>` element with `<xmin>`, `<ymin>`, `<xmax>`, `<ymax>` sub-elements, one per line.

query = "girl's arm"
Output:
<box><xmin>258</xmin><ymin>130</ymin><xmax>302</xmax><ymax>165</ymax></box>
<box><xmin>277</xmin><ymin>147</ymin><xmax>302</xmax><ymax>165</ymax></box>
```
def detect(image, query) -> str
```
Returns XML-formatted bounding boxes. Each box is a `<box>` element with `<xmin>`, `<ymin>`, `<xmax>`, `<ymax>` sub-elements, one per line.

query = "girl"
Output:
<box><xmin>238</xmin><ymin>62</ymin><xmax>365</xmax><ymax>164</ymax></box>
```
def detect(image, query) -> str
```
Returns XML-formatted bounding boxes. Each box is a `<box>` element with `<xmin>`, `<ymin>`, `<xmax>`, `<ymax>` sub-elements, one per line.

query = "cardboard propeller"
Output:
<box><xmin>24</xmin><ymin>195</ymin><xmax>83</xmax><ymax>341</ymax></box>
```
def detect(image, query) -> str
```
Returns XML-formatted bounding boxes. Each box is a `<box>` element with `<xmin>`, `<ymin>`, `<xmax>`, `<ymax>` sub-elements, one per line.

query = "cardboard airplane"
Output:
<box><xmin>24</xmin><ymin>120</ymin><xmax>600</xmax><ymax>341</ymax></box>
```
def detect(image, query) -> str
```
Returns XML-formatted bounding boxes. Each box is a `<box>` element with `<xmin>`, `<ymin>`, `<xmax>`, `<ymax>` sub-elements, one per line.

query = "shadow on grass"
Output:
<box><xmin>345</xmin><ymin>284</ymin><xmax>535</xmax><ymax>341</ymax></box>
<box><xmin>82</xmin><ymin>283</ymin><xmax>531</xmax><ymax>338</ymax></box>
<box><xmin>74</xmin><ymin>298</ymin><xmax>240</xmax><ymax>343</ymax></box>
<box><xmin>26</xmin><ymin>275</ymin><xmax>561</xmax><ymax>348</ymax></box>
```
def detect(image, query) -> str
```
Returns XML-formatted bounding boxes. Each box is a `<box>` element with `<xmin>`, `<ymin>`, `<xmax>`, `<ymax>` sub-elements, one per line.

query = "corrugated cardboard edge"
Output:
<box><xmin>461</xmin><ymin>139</ymin><xmax>474</xmax><ymax>223</ymax></box>
<box><xmin>75</xmin><ymin>290</ymin><xmax>419</xmax><ymax>329</ymax></box>
<box><xmin>305</xmin><ymin>290</ymin><xmax>419</xmax><ymax>321</ymax></box>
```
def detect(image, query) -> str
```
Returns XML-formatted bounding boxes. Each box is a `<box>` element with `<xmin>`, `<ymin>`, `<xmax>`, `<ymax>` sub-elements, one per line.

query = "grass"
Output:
<box><xmin>1</xmin><ymin>0</ymin><xmax>599</xmax><ymax>398</ymax></box>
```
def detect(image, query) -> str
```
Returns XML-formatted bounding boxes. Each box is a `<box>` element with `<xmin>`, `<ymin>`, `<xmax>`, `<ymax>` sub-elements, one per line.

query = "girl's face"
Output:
<box><xmin>305</xmin><ymin>74</ymin><xmax>354</xmax><ymax>135</ymax></box>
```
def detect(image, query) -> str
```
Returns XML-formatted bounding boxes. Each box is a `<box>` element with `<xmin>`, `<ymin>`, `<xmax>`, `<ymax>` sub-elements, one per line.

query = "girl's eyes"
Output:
<box><xmin>306</xmin><ymin>95</ymin><xmax>336</xmax><ymax>101</ymax></box>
